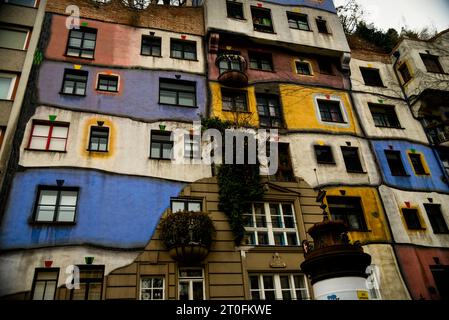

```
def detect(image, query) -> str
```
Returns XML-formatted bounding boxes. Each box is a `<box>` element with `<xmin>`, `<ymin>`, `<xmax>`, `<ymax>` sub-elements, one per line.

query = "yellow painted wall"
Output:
<box><xmin>280</xmin><ymin>84</ymin><xmax>361</xmax><ymax>134</ymax></box>
<box><xmin>80</xmin><ymin>117</ymin><xmax>116</xmax><ymax>159</ymax></box>
<box><xmin>324</xmin><ymin>187</ymin><xmax>392</xmax><ymax>243</ymax></box>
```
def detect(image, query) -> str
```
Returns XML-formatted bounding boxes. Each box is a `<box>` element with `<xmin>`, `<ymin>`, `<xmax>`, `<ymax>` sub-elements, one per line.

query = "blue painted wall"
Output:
<box><xmin>0</xmin><ymin>168</ymin><xmax>185</xmax><ymax>250</ymax></box>
<box><xmin>264</xmin><ymin>0</ymin><xmax>336</xmax><ymax>13</ymax></box>
<box><xmin>372</xmin><ymin>140</ymin><xmax>449</xmax><ymax>193</ymax></box>
<box><xmin>38</xmin><ymin>61</ymin><xmax>206</xmax><ymax>123</ymax></box>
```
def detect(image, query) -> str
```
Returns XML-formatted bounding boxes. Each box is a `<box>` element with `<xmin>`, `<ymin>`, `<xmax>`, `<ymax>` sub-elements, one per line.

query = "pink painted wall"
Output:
<box><xmin>395</xmin><ymin>245</ymin><xmax>449</xmax><ymax>300</ymax></box>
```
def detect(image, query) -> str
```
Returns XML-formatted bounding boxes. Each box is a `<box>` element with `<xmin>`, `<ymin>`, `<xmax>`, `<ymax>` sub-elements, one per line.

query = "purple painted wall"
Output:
<box><xmin>38</xmin><ymin>61</ymin><xmax>206</xmax><ymax>122</ymax></box>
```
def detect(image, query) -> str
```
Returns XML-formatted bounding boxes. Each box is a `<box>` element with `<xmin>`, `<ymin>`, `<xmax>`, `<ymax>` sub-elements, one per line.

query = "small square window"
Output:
<box><xmin>385</xmin><ymin>150</ymin><xmax>407</xmax><ymax>176</ymax></box>
<box><xmin>251</xmin><ymin>7</ymin><xmax>274</xmax><ymax>33</ymax></box>
<box><xmin>316</xmin><ymin>19</ymin><xmax>329</xmax><ymax>33</ymax></box>
<box><xmin>369</xmin><ymin>104</ymin><xmax>401</xmax><ymax>128</ymax></box>
<box><xmin>327</xmin><ymin>196</ymin><xmax>367</xmax><ymax>231</ymax></box>
<box><xmin>341</xmin><ymin>147</ymin><xmax>364</xmax><ymax>173</ymax></box>
<box><xmin>295</xmin><ymin>61</ymin><xmax>312</xmax><ymax>75</ymax></box>
<box><xmin>170</xmin><ymin>39</ymin><xmax>197</xmax><ymax>60</ymax></box>
<box><xmin>398</xmin><ymin>63</ymin><xmax>412</xmax><ymax>84</ymax></box>
<box><xmin>88</xmin><ymin>126</ymin><xmax>109</xmax><ymax>152</ymax></box>
<box><xmin>360</xmin><ymin>68</ymin><xmax>384</xmax><ymax>87</ymax></box>
<box><xmin>249</xmin><ymin>52</ymin><xmax>273</xmax><ymax>71</ymax></box>
<box><xmin>401</xmin><ymin>208</ymin><xmax>423</xmax><ymax>230</ymax></box>
<box><xmin>287</xmin><ymin>12</ymin><xmax>310</xmax><ymax>31</ymax></box>
<box><xmin>317</xmin><ymin>58</ymin><xmax>333</xmax><ymax>75</ymax></box>
<box><xmin>150</xmin><ymin>130</ymin><xmax>173</xmax><ymax>160</ymax></box>
<box><xmin>314</xmin><ymin>145</ymin><xmax>335</xmax><ymax>164</ymax></box>
<box><xmin>221</xmin><ymin>89</ymin><xmax>248</xmax><ymax>112</ymax></box>
<box><xmin>317</xmin><ymin>100</ymin><xmax>344</xmax><ymax>123</ymax></box>
<box><xmin>62</xmin><ymin>69</ymin><xmax>88</xmax><ymax>96</ymax></box>
<box><xmin>226</xmin><ymin>1</ymin><xmax>244</xmax><ymax>19</ymax></box>
<box><xmin>424</xmin><ymin>204</ymin><xmax>449</xmax><ymax>234</ymax></box>
<box><xmin>141</xmin><ymin>36</ymin><xmax>161</xmax><ymax>56</ymax></box>
<box><xmin>420</xmin><ymin>54</ymin><xmax>444</xmax><ymax>73</ymax></box>
<box><xmin>408</xmin><ymin>153</ymin><xmax>428</xmax><ymax>175</ymax></box>
<box><xmin>31</xmin><ymin>268</ymin><xmax>59</xmax><ymax>300</ymax></box>
<box><xmin>141</xmin><ymin>277</ymin><xmax>165</xmax><ymax>300</ymax></box>
<box><xmin>33</xmin><ymin>186</ymin><xmax>79</xmax><ymax>223</ymax></box>
<box><xmin>66</xmin><ymin>27</ymin><xmax>97</xmax><ymax>59</ymax></box>
<box><xmin>97</xmin><ymin>74</ymin><xmax>118</xmax><ymax>92</ymax></box>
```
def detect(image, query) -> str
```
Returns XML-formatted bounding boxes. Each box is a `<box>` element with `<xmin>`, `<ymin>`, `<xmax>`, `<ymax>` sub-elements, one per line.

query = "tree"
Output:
<box><xmin>336</xmin><ymin>0</ymin><xmax>365</xmax><ymax>34</ymax></box>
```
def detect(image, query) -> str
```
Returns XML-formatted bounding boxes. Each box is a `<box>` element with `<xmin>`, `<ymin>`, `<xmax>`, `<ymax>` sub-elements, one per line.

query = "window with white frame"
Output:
<box><xmin>27</xmin><ymin>121</ymin><xmax>69</xmax><ymax>152</ymax></box>
<box><xmin>0</xmin><ymin>73</ymin><xmax>17</xmax><ymax>100</ymax></box>
<box><xmin>178</xmin><ymin>268</ymin><xmax>204</xmax><ymax>300</ymax></box>
<box><xmin>243</xmin><ymin>203</ymin><xmax>299</xmax><ymax>246</ymax></box>
<box><xmin>0</xmin><ymin>27</ymin><xmax>28</xmax><ymax>50</ymax></box>
<box><xmin>249</xmin><ymin>274</ymin><xmax>309</xmax><ymax>300</ymax></box>
<box><xmin>140</xmin><ymin>277</ymin><xmax>164</xmax><ymax>300</ymax></box>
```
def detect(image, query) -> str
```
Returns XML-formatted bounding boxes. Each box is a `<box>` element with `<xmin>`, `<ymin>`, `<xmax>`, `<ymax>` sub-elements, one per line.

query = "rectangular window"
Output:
<box><xmin>401</xmin><ymin>208</ymin><xmax>423</xmax><ymax>230</ymax></box>
<box><xmin>28</xmin><ymin>121</ymin><xmax>69</xmax><ymax>152</ymax></box>
<box><xmin>360</xmin><ymin>68</ymin><xmax>384</xmax><ymax>87</ymax></box>
<box><xmin>33</xmin><ymin>186</ymin><xmax>79</xmax><ymax>223</ymax></box>
<box><xmin>317</xmin><ymin>58</ymin><xmax>333</xmax><ymax>75</ymax></box>
<box><xmin>159</xmin><ymin>78</ymin><xmax>196</xmax><ymax>107</ymax></box>
<box><xmin>317</xmin><ymin>100</ymin><xmax>344</xmax><ymax>123</ymax></box>
<box><xmin>408</xmin><ymin>153</ymin><xmax>428</xmax><ymax>175</ymax></box>
<box><xmin>150</xmin><ymin>131</ymin><xmax>173</xmax><ymax>160</ymax></box>
<box><xmin>5</xmin><ymin>0</ymin><xmax>36</xmax><ymax>6</ymax></box>
<box><xmin>327</xmin><ymin>196</ymin><xmax>367</xmax><ymax>231</ymax></box>
<box><xmin>70</xmin><ymin>265</ymin><xmax>104</xmax><ymax>300</ymax></box>
<box><xmin>226</xmin><ymin>1</ymin><xmax>244</xmax><ymax>19</ymax></box>
<box><xmin>256</xmin><ymin>94</ymin><xmax>283</xmax><ymax>128</ymax></box>
<box><xmin>141</xmin><ymin>36</ymin><xmax>161</xmax><ymax>56</ymax></box>
<box><xmin>287</xmin><ymin>12</ymin><xmax>310</xmax><ymax>31</ymax></box>
<box><xmin>271</xmin><ymin>143</ymin><xmax>294</xmax><ymax>182</ymax></box>
<box><xmin>217</xmin><ymin>51</ymin><xmax>244</xmax><ymax>74</ymax></box>
<box><xmin>243</xmin><ymin>203</ymin><xmax>299</xmax><ymax>246</ymax></box>
<box><xmin>178</xmin><ymin>268</ymin><xmax>204</xmax><ymax>300</ymax></box>
<box><xmin>0</xmin><ymin>73</ymin><xmax>17</xmax><ymax>100</ymax></box>
<box><xmin>385</xmin><ymin>150</ymin><xmax>407</xmax><ymax>176</ymax></box>
<box><xmin>249</xmin><ymin>52</ymin><xmax>273</xmax><ymax>71</ymax></box>
<box><xmin>0</xmin><ymin>126</ymin><xmax>5</xmax><ymax>149</ymax></box>
<box><xmin>316</xmin><ymin>19</ymin><xmax>329</xmax><ymax>33</ymax></box>
<box><xmin>170</xmin><ymin>39</ymin><xmax>197</xmax><ymax>60</ymax></box>
<box><xmin>62</xmin><ymin>69</ymin><xmax>88</xmax><ymax>96</ymax></box>
<box><xmin>0</xmin><ymin>27</ymin><xmax>28</xmax><ymax>50</ymax></box>
<box><xmin>66</xmin><ymin>27</ymin><xmax>97</xmax><ymax>59</ymax></box>
<box><xmin>314</xmin><ymin>145</ymin><xmax>335</xmax><ymax>164</ymax></box>
<box><xmin>424</xmin><ymin>204</ymin><xmax>449</xmax><ymax>234</ymax></box>
<box><xmin>295</xmin><ymin>61</ymin><xmax>312</xmax><ymax>75</ymax></box>
<box><xmin>431</xmin><ymin>266</ymin><xmax>449</xmax><ymax>300</ymax></box>
<box><xmin>398</xmin><ymin>63</ymin><xmax>412</xmax><ymax>83</ymax></box>
<box><xmin>251</xmin><ymin>7</ymin><xmax>274</xmax><ymax>33</ymax></box>
<box><xmin>221</xmin><ymin>89</ymin><xmax>248</xmax><ymax>112</ymax></box>
<box><xmin>31</xmin><ymin>268</ymin><xmax>59</xmax><ymax>300</ymax></box>
<box><xmin>249</xmin><ymin>274</ymin><xmax>309</xmax><ymax>300</ymax></box>
<box><xmin>96</xmin><ymin>74</ymin><xmax>118</xmax><ymax>92</ymax></box>
<box><xmin>184</xmin><ymin>134</ymin><xmax>201</xmax><ymax>159</ymax></box>
<box><xmin>88</xmin><ymin>126</ymin><xmax>109</xmax><ymax>152</ymax></box>
<box><xmin>369</xmin><ymin>103</ymin><xmax>401</xmax><ymax>128</ymax></box>
<box><xmin>171</xmin><ymin>198</ymin><xmax>202</xmax><ymax>213</ymax></box>
<box><xmin>141</xmin><ymin>277</ymin><xmax>164</xmax><ymax>300</ymax></box>
<box><xmin>341</xmin><ymin>147</ymin><xmax>364</xmax><ymax>173</ymax></box>
<box><xmin>420</xmin><ymin>54</ymin><xmax>444</xmax><ymax>73</ymax></box>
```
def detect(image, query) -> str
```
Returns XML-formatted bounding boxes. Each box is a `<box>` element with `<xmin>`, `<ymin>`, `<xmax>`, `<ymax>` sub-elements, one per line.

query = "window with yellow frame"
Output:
<box><xmin>407</xmin><ymin>151</ymin><xmax>430</xmax><ymax>176</ymax></box>
<box><xmin>293</xmin><ymin>60</ymin><xmax>313</xmax><ymax>76</ymax></box>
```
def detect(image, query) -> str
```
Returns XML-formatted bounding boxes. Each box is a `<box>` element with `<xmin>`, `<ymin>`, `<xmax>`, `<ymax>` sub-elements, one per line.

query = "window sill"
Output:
<box><xmin>227</xmin><ymin>16</ymin><xmax>246</xmax><ymax>21</ymax></box>
<box><xmin>289</xmin><ymin>27</ymin><xmax>312</xmax><ymax>32</ymax></box>
<box><xmin>96</xmin><ymin>89</ymin><xmax>119</xmax><ymax>94</ymax></box>
<box><xmin>24</xmin><ymin>148</ymin><xmax>67</xmax><ymax>153</ymax></box>
<box><xmin>223</xmin><ymin>109</ymin><xmax>251</xmax><ymax>113</ymax></box>
<box><xmin>29</xmin><ymin>221</ymin><xmax>76</xmax><ymax>226</ymax></box>
<box><xmin>149</xmin><ymin>157</ymin><xmax>172</xmax><ymax>161</ymax></box>
<box><xmin>169</xmin><ymin>56</ymin><xmax>199</xmax><ymax>62</ymax></box>
<box><xmin>364</xmin><ymin>84</ymin><xmax>387</xmax><ymax>88</ymax></box>
<box><xmin>87</xmin><ymin>149</ymin><xmax>109</xmax><ymax>153</ymax></box>
<box><xmin>158</xmin><ymin>102</ymin><xmax>198</xmax><ymax>109</ymax></box>
<box><xmin>243</xmin><ymin>245</ymin><xmax>304</xmax><ymax>252</ymax></box>
<box><xmin>141</xmin><ymin>54</ymin><xmax>163</xmax><ymax>58</ymax></box>
<box><xmin>63</xmin><ymin>54</ymin><xmax>95</xmax><ymax>61</ymax></box>
<box><xmin>322</xmin><ymin>120</ymin><xmax>348</xmax><ymax>125</ymax></box>
<box><xmin>253</xmin><ymin>29</ymin><xmax>276</xmax><ymax>34</ymax></box>
<box><xmin>375</xmin><ymin>125</ymin><xmax>406</xmax><ymax>130</ymax></box>
<box><xmin>0</xmin><ymin>46</ymin><xmax>26</xmax><ymax>52</ymax></box>
<box><xmin>59</xmin><ymin>92</ymin><xmax>86</xmax><ymax>97</ymax></box>
<box><xmin>347</xmin><ymin>170</ymin><xmax>367</xmax><ymax>174</ymax></box>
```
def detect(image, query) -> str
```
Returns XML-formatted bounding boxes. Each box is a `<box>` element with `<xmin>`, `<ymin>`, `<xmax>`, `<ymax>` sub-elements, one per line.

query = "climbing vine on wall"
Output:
<box><xmin>201</xmin><ymin>116</ymin><xmax>265</xmax><ymax>245</ymax></box>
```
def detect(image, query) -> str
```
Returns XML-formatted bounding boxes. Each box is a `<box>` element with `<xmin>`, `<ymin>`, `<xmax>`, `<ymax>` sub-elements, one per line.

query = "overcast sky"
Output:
<box><xmin>333</xmin><ymin>0</ymin><xmax>449</xmax><ymax>33</ymax></box>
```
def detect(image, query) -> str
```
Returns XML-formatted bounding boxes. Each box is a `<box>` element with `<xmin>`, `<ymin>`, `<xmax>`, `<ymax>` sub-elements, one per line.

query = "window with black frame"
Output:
<box><xmin>251</xmin><ymin>7</ymin><xmax>274</xmax><ymax>33</ymax></box>
<box><xmin>31</xmin><ymin>268</ymin><xmax>59</xmax><ymax>300</ymax></box>
<box><xmin>70</xmin><ymin>265</ymin><xmax>104</xmax><ymax>300</ymax></box>
<box><xmin>385</xmin><ymin>150</ymin><xmax>407</xmax><ymax>176</ymax></box>
<box><xmin>249</xmin><ymin>52</ymin><xmax>273</xmax><ymax>71</ymax></box>
<box><xmin>150</xmin><ymin>131</ymin><xmax>173</xmax><ymax>160</ymax></box>
<box><xmin>341</xmin><ymin>147</ymin><xmax>364</xmax><ymax>173</ymax></box>
<box><xmin>360</xmin><ymin>67</ymin><xmax>384</xmax><ymax>87</ymax></box>
<box><xmin>226</xmin><ymin>1</ymin><xmax>244</xmax><ymax>19</ymax></box>
<box><xmin>66</xmin><ymin>27</ymin><xmax>97</xmax><ymax>59</ymax></box>
<box><xmin>369</xmin><ymin>103</ymin><xmax>401</xmax><ymax>128</ymax></box>
<box><xmin>327</xmin><ymin>196</ymin><xmax>368</xmax><ymax>231</ymax></box>
<box><xmin>88</xmin><ymin>126</ymin><xmax>109</xmax><ymax>152</ymax></box>
<box><xmin>33</xmin><ymin>186</ymin><xmax>79</xmax><ymax>223</ymax></box>
<box><xmin>256</xmin><ymin>94</ymin><xmax>282</xmax><ymax>128</ymax></box>
<box><xmin>217</xmin><ymin>53</ymin><xmax>244</xmax><ymax>74</ymax></box>
<box><xmin>170</xmin><ymin>39</ymin><xmax>197</xmax><ymax>60</ymax></box>
<box><xmin>424</xmin><ymin>204</ymin><xmax>449</xmax><ymax>234</ymax></box>
<box><xmin>317</xmin><ymin>100</ymin><xmax>345</xmax><ymax>123</ymax></box>
<box><xmin>221</xmin><ymin>88</ymin><xmax>248</xmax><ymax>112</ymax></box>
<box><xmin>159</xmin><ymin>78</ymin><xmax>196</xmax><ymax>107</ymax></box>
<box><xmin>141</xmin><ymin>36</ymin><xmax>161</xmax><ymax>56</ymax></box>
<box><xmin>287</xmin><ymin>12</ymin><xmax>310</xmax><ymax>31</ymax></box>
<box><xmin>61</xmin><ymin>69</ymin><xmax>88</xmax><ymax>96</ymax></box>
<box><xmin>314</xmin><ymin>145</ymin><xmax>335</xmax><ymax>164</ymax></box>
<box><xmin>401</xmin><ymin>208</ymin><xmax>423</xmax><ymax>230</ymax></box>
<box><xmin>171</xmin><ymin>198</ymin><xmax>202</xmax><ymax>213</ymax></box>
<box><xmin>97</xmin><ymin>74</ymin><xmax>118</xmax><ymax>92</ymax></box>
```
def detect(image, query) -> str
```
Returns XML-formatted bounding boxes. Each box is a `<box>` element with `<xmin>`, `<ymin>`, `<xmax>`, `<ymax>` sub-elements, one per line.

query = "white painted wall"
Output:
<box><xmin>0</xmin><ymin>246</ymin><xmax>139</xmax><ymax>297</ymax></box>
<box><xmin>19</xmin><ymin>106</ymin><xmax>212</xmax><ymax>182</ymax></box>
<box><xmin>282</xmin><ymin>133</ymin><xmax>381</xmax><ymax>188</ymax></box>
<box><xmin>379</xmin><ymin>185</ymin><xmax>449</xmax><ymax>247</ymax></box>
<box><xmin>204</xmin><ymin>0</ymin><xmax>350</xmax><ymax>54</ymax></box>
<box><xmin>351</xmin><ymin>92</ymin><xmax>428</xmax><ymax>143</ymax></box>
<box><xmin>313</xmin><ymin>277</ymin><xmax>369</xmax><ymax>300</ymax></box>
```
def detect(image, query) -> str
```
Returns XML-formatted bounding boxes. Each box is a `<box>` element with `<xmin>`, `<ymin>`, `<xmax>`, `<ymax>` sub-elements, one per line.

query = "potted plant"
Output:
<box><xmin>159</xmin><ymin>211</ymin><xmax>215</xmax><ymax>263</ymax></box>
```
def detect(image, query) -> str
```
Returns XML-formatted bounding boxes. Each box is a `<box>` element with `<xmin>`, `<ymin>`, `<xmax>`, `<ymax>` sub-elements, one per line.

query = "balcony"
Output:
<box><xmin>216</xmin><ymin>53</ymin><xmax>248</xmax><ymax>88</ymax></box>
<box><xmin>426</xmin><ymin>122</ymin><xmax>449</xmax><ymax>146</ymax></box>
<box><xmin>159</xmin><ymin>211</ymin><xmax>215</xmax><ymax>263</ymax></box>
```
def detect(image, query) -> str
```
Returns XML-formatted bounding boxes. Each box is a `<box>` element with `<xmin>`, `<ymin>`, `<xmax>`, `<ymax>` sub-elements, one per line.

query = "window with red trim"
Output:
<box><xmin>28</xmin><ymin>121</ymin><xmax>69</xmax><ymax>152</ymax></box>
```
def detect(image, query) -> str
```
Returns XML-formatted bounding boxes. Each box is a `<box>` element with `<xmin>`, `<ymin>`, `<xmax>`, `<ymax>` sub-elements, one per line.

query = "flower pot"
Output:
<box><xmin>168</xmin><ymin>244</ymin><xmax>210</xmax><ymax>263</ymax></box>
<box><xmin>44</xmin><ymin>260</ymin><xmax>53</xmax><ymax>268</ymax></box>
<box><xmin>85</xmin><ymin>257</ymin><xmax>94</xmax><ymax>265</ymax></box>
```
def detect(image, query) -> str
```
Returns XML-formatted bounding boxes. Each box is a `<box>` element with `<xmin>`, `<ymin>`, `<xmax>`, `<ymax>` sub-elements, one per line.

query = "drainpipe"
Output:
<box><xmin>392</xmin><ymin>51</ymin><xmax>449</xmax><ymax>186</ymax></box>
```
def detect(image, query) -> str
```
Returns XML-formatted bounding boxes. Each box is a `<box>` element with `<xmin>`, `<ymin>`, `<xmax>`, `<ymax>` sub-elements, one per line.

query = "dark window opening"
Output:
<box><xmin>256</xmin><ymin>94</ymin><xmax>283</xmax><ymax>128</ymax></box>
<box><xmin>97</xmin><ymin>74</ymin><xmax>118</xmax><ymax>92</ymax></box>
<box><xmin>401</xmin><ymin>208</ymin><xmax>423</xmax><ymax>230</ymax></box>
<box><xmin>318</xmin><ymin>100</ymin><xmax>344</xmax><ymax>123</ymax></box>
<box><xmin>249</xmin><ymin>52</ymin><xmax>273</xmax><ymax>71</ymax></box>
<box><xmin>360</xmin><ymin>68</ymin><xmax>384</xmax><ymax>87</ymax></box>
<box><xmin>408</xmin><ymin>153</ymin><xmax>427</xmax><ymax>175</ymax></box>
<box><xmin>66</xmin><ymin>27</ymin><xmax>97</xmax><ymax>59</ymax></box>
<box><xmin>341</xmin><ymin>147</ymin><xmax>364</xmax><ymax>173</ymax></box>
<box><xmin>62</xmin><ymin>69</ymin><xmax>88</xmax><ymax>96</ymax></box>
<box><xmin>424</xmin><ymin>204</ymin><xmax>449</xmax><ymax>234</ymax></box>
<box><xmin>150</xmin><ymin>130</ymin><xmax>173</xmax><ymax>160</ymax></box>
<box><xmin>317</xmin><ymin>58</ymin><xmax>333</xmax><ymax>75</ymax></box>
<box><xmin>170</xmin><ymin>39</ymin><xmax>197</xmax><ymax>60</ymax></box>
<box><xmin>88</xmin><ymin>126</ymin><xmax>109</xmax><ymax>152</ymax></box>
<box><xmin>159</xmin><ymin>78</ymin><xmax>196</xmax><ymax>107</ymax></box>
<box><xmin>431</xmin><ymin>266</ymin><xmax>449</xmax><ymax>300</ymax></box>
<box><xmin>251</xmin><ymin>7</ymin><xmax>274</xmax><ymax>33</ymax></box>
<box><xmin>287</xmin><ymin>12</ymin><xmax>310</xmax><ymax>31</ymax></box>
<box><xmin>314</xmin><ymin>145</ymin><xmax>335</xmax><ymax>164</ymax></box>
<box><xmin>327</xmin><ymin>196</ymin><xmax>367</xmax><ymax>231</ymax></box>
<box><xmin>70</xmin><ymin>265</ymin><xmax>104</xmax><ymax>300</ymax></box>
<box><xmin>385</xmin><ymin>150</ymin><xmax>407</xmax><ymax>176</ymax></box>
<box><xmin>398</xmin><ymin>63</ymin><xmax>412</xmax><ymax>83</ymax></box>
<box><xmin>420</xmin><ymin>54</ymin><xmax>444</xmax><ymax>73</ymax></box>
<box><xmin>316</xmin><ymin>19</ymin><xmax>329</xmax><ymax>33</ymax></box>
<box><xmin>295</xmin><ymin>61</ymin><xmax>311</xmax><ymax>75</ymax></box>
<box><xmin>141</xmin><ymin>36</ymin><xmax>161</xmax><ymax>56</ymax></box>
<box><xmin>227</xmin><ymin>1</ymin><xmax>244</xmax><ymax>19</ymax></box>
<box><xmin>222</xmin><ymin>89</ymin><xmax>248</xmax><ymax>112</ymax></box>
<box><xmin>33</xmin><ymin>186</ymin><xmax>79</xmax><ymax>223</ymax></box>
<box><xmin>271</xmin><ymin>143</ymin><xmax>294</xmax><ymax>182</ymax></box>
<box><xmin>369</xmin><ymin>104</ymin><xmax>401</xmax><ymax>128</ymax></box>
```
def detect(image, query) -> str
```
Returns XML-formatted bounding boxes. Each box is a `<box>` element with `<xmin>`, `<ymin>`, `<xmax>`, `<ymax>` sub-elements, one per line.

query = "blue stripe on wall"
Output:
<box><xmin>0</xmin><ymin>168</ymin><xmax>185</xmax><ymax>250</ymax></box>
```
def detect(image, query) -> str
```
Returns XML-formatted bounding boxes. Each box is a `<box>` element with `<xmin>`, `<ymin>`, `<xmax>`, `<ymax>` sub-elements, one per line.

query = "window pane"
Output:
<box><xmin>192</xmin><ymin>281</ymin><xmax>204</xmax><ymax>300</ymax></box>
<box><xmin>178</xmin><ymin>92</ymin><xmax>195</xmax><ymax>106</ymax></box>
<box><xmin>51</xmin><ymin>126</ymin><xmax>68</xmax><ymax>139</ymax></box>
<box><xmin>187</xmin><ymin>202</ymin><xmax>201</xmax><ymax>212</ymax></box>
<box><xmin>43</xmin><ymin>281</ymin><xmax>56</xmax><ymax>300</ymax></box>
<box><xmin>162</xmin><ymin>143</ymin><xmax>172</xmax><ymax>159</ymax></box>
<box><xmin>32</xmin><ymin>282</ymin><xmax>45</xmax><ymax>300</ymax></box>
<box><xmin>172</xmin><ymin>201</ymin><xmax>185</xmax><ymax>213</ymax></box>
<box><xmin>286</xmin><ymin>233</ymin><xmax>298</xmax><ymax>245</ymax></box>
<box><xmin>69</xmin><ymin>38</ymin><xmax>82</xmax><ymax>48</ymax></box>
<box><xmin>71</xmin><ymin>283</ymin><xmax>86</xmax><ymax>300</ymax></box>
<box><xmin>0</xmin><ymin>77</ymin><xmax>13</xmax><ymax>99</ymax></box>
<box><xmin>273</xmin><ymin>232</ymin><xmax>285</xmax><ymax>246</ymax></box>
<box><xmin>49</xmin><ymin>138</ymin><xmax>66</xmax><ymax>151</ymax></box>
<box><xmin>83</xmin><ymin>39</ymin><xmax>95</xmax><ymax>49</ymax></box>
<box><xmin>38</xmin><ymin>190</ymin><xmax>58</xmax><ymax>205</ymax></box>
<box><xmin>0</xmin><ymin>28</ymin><xmax>27</xmax><ymax>50</ymax></box>
<box><xmin>33</xmin><ymin>125</ymin><xmax>50</xmax><ymax>137</ymax></box>
<box><xmin>151</xmin><ymin>142</ymin><xmax>161</xmax><ymax>158</ymax></box>
<box><xmin>87</xmin><ymin>283</ymin><xmax>102</xmax><ymax>300</ymax></box>
<box><xmin>29</xmin><ymin>137</ymin><xmax>48</xmax><ymax>150</ymax></box>
<box><xmin>257</xmin><ymin>232</ymin><xmax>269</xmax><ymax>245</ymax></box>
<box><xmin>179</xmin><ymin>282</ymin><xmax>189</xmax><ymax>300</ymax></box>
<box><xmin>160</xmin><ymin>90</ymin><xmax>177</xmax><ymax>105</ymax></box>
